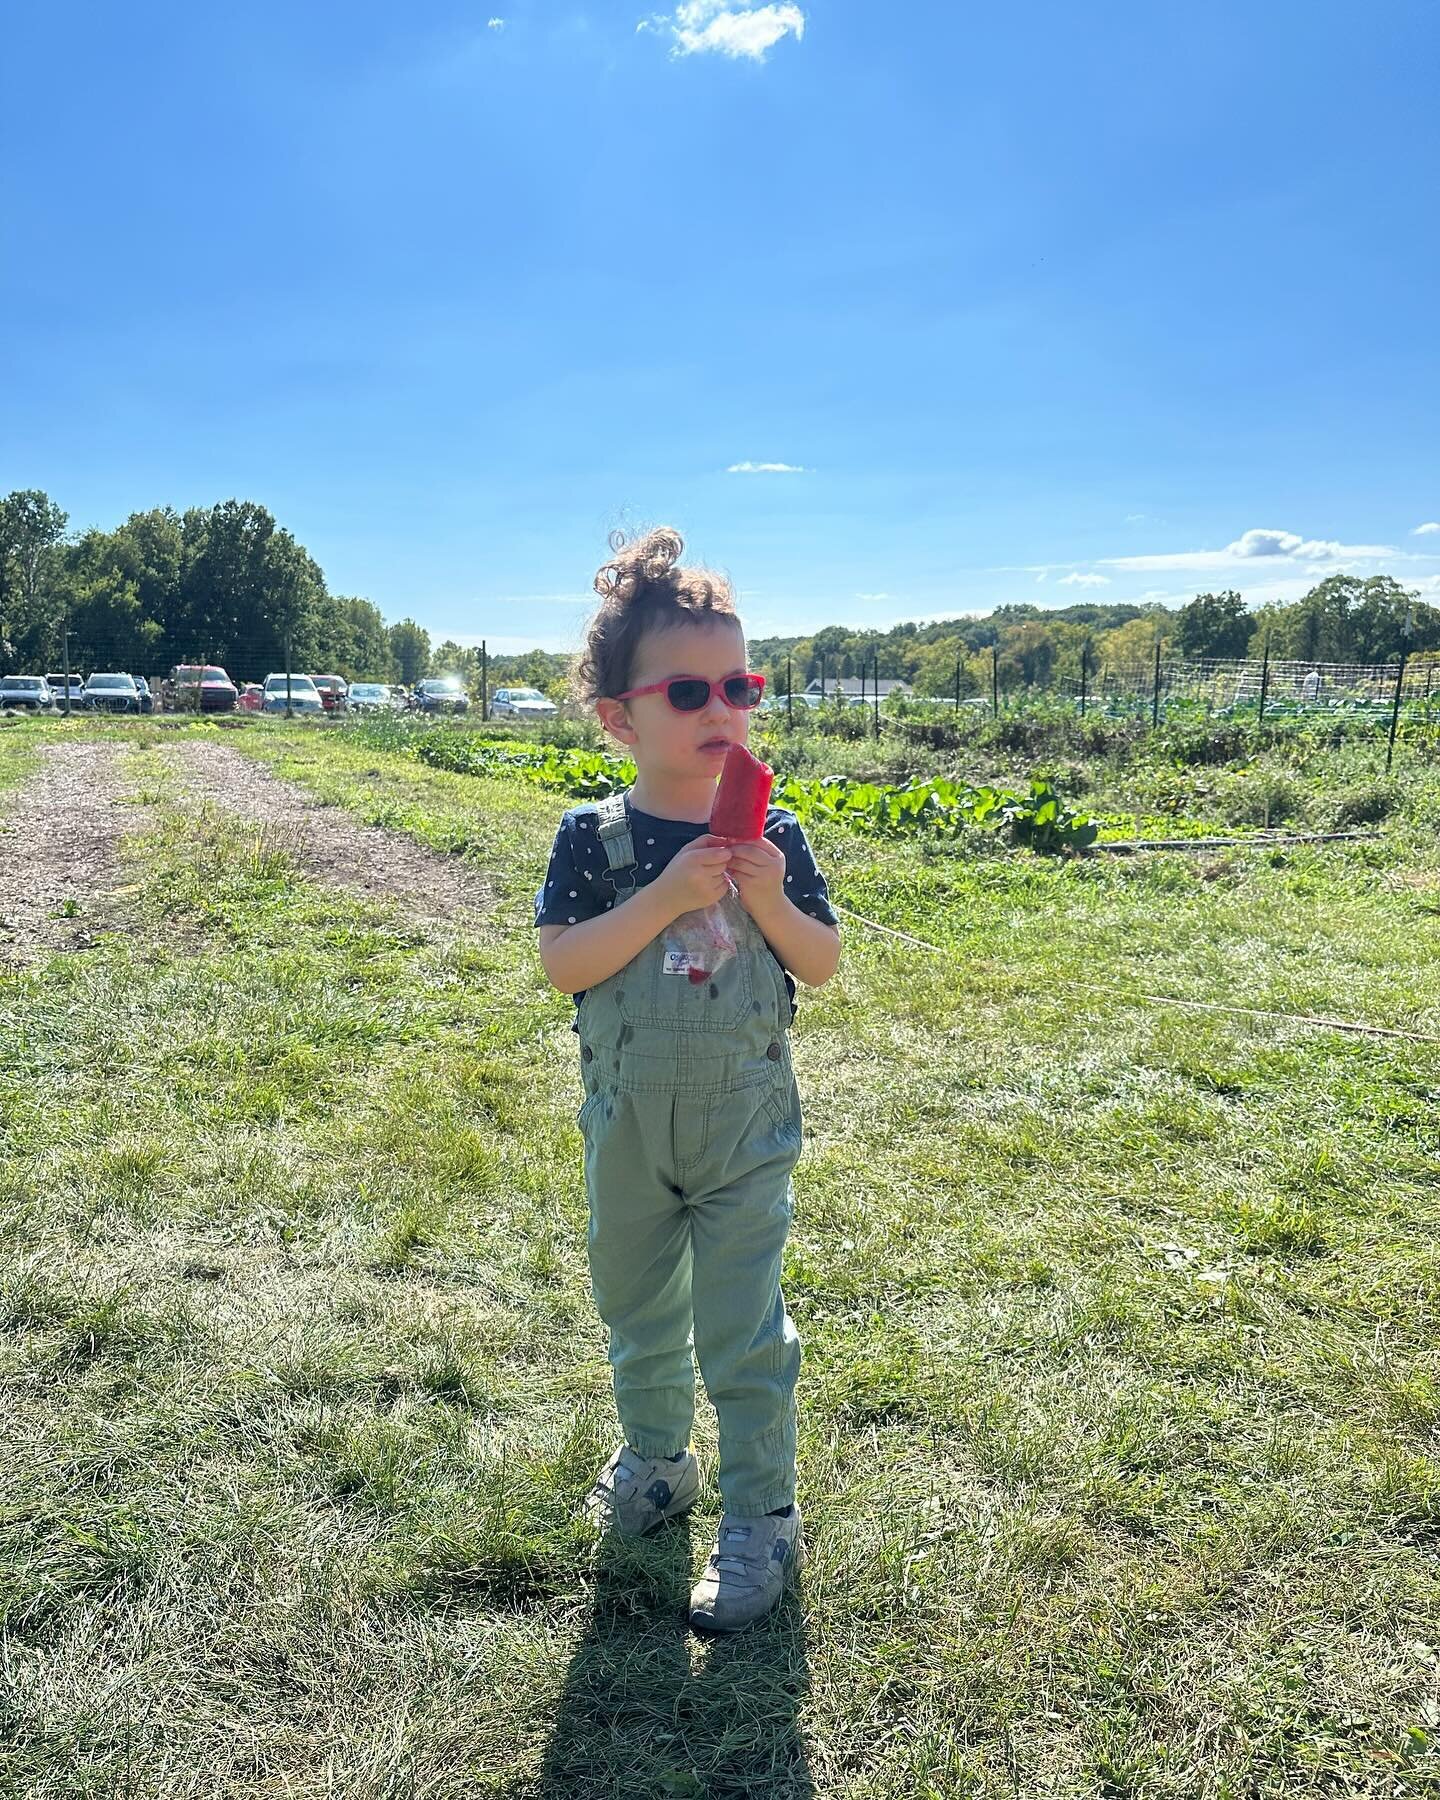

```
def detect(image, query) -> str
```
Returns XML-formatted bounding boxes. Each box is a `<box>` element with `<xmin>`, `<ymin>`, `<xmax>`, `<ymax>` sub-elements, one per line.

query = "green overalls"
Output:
<box><xmin>575</xmin><ymin>793</ymin><xmax>804</xmax><ymax>1517</ymax></box>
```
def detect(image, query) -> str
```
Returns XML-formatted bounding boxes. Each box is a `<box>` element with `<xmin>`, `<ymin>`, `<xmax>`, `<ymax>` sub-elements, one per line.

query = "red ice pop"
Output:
<box><xmin>710</xmin><ymin>743</ymin><xmax>774</xmax><ymax>841</ymax></box>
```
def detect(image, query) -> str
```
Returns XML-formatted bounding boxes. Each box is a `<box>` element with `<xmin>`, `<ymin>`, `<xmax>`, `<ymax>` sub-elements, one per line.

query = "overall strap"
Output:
<box><xmin>594</xmin><ymin>792</ymin><xmax>637</xmax><ymax>902</ymax></box>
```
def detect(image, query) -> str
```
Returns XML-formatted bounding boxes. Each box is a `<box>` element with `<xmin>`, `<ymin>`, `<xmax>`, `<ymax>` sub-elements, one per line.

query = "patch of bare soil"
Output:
<box><xmin>167</xmin><ymin>741</ymin><xmax>493</xmax><ymax>926</ymax></box>
<box><xmin>0</xmin><ymin>742</ymin><xmax>149</xmax><ymax>969</ymax></box>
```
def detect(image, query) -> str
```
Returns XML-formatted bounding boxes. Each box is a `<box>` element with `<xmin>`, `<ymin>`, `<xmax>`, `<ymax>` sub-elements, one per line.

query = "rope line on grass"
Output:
<box><xmin>827</xmin><ymin>901</ymin><xmax>1440</xmax><ymax>1046</ymax></box>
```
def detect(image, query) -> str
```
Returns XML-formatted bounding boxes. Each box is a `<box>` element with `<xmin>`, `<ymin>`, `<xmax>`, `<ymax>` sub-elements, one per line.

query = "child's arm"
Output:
<box><xmin>538</xmin><ymin>837</ymin><xmax>733</xmax><ymax>995</ymax></box>
<box><xmin>726</xmin><ymin>838</ymin><xmax>842</xmax><ymax>988</ymax></box>
<box><xmin>739</xmin><ymin>894</ymin><xmax>841</xmax><ymax>988</ymax></box>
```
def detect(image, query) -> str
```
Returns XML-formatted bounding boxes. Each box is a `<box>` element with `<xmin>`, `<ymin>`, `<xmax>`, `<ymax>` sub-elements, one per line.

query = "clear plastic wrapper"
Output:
<box><xmin>663</xmin><ymin>894</ymin><xmax>739</xmax><ymax>985</ymax></box>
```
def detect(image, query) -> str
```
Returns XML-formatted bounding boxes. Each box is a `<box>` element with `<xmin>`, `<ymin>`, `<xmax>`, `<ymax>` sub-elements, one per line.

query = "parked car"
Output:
<box><xmin>347</xmin><ymin>681</ymin><xmax>396</xmax><ymax>714</ymax></box>
<box><xmin>490</xmin><ymin>686</ymin><xmax>558</xmax><ymax>721</ymax></box>
<box><xmin>84</xmin><ymin>672</ymin><xmax>142</xmax><ymax>714</ymax></box>
<box><xmin>133</xmin><ymin>676</ymin><xmax>154</xmax><ymax>714</ymax></box>
<box><xmin>415</xmin><ymin>678</ymin><xmax>470</xmax><ymax>715</ymax></box>
<box><xmin>44</xmin><ymin>673</ymin><xmax>89</xmax><ymax>709</ymax></box>
<box><xmin>172</xmin><ymin>664</ymin><xmax>238</xmax><ymax>712</ymax></box>
<box><xmin>0</xmin><ymin>675</ymin><xmax>54</xmax><ymax>710</ymax></box>
<box><xmin>237</xmin><ymin>682</ymin><xmax>265</xmax><ymax>713</ymax></box>
<box><xmin>261</xmin><ymin>673</ymin><xmax>324</xmax><ymax>715</ymax></box>
<box><xmin>312</xmin><ymin>675</ymin><xmax>349</xmax><ymax>714</ymax></box>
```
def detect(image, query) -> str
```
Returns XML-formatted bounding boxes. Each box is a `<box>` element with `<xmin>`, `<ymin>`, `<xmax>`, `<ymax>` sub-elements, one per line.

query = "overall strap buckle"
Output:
<box><xmin>594</xmin><ymin>793</ymin><xmax>637</xmax><ymax>901</ymax></box>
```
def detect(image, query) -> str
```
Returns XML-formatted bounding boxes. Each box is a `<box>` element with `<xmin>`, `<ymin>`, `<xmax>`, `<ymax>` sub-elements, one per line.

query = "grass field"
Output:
<box><xmin>3</xmin><ymin>716</ymin><xmax>1440</xmax><ymax>1797</ymax></box>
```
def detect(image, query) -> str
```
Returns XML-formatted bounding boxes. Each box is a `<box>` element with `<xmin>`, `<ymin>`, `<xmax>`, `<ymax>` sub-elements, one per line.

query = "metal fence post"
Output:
<box><xmin>60</xmin><ymin>603</ymin><xmax>73</xmax><ymax>718</ymax></box>
<box><xmin>991</xmin><ymin>646</ymin><xmax>999</xmax><ymax>718</ymax></box>
<box><xmin>1386</xmin><ymin>603</ymin><xmax>1413</xmax><ymax>774</ymax></box>
<box><xmin>1386</xmin><ymin>647</ymin><xmax>1409</xmax><ymax>773</ymax></box>
<box><xmin>786</xmin><ymin>653</ymin><xmax>793</xmax><ymax>726</ymax></box>
<box><xmin>1151</xmin><ymin>635</ymin><xmax>1163</xmax><ymax>729</ymax></box>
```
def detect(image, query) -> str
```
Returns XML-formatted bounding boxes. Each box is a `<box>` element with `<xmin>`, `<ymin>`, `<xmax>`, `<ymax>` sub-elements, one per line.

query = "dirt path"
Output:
<box><xmin>0</xmin><ymin>741</ymin><xmax>148</xmax><ymax>970</ymax></box>
<box><xmin>166</xmin><ymin>741</ymin><xmax>494</xmax><ymax>927</ymax></box>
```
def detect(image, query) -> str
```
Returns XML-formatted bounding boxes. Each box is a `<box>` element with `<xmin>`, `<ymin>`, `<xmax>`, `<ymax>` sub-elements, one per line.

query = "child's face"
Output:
<box><xmin>597</xmin><ymin>618</ymin><xmax>751</xmax><ymax>780</ymax></box>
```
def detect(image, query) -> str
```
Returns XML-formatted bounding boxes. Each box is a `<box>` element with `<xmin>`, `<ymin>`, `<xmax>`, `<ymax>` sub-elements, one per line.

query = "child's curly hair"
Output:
<box><xmin>573</xmin><ymin>527</ymin><xmax>739</xmax><ymax>705</ymax></box>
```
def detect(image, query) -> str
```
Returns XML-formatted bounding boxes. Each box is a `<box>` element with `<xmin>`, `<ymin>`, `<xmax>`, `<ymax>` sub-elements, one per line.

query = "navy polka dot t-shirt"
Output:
<box><xmin>535</xmin><ymin>793</ymin><xmax>838</xmax><ymax>1020</ymax></box>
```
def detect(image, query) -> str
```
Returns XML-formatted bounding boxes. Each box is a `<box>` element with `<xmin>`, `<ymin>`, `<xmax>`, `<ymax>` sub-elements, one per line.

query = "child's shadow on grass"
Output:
<box><xmin>537</xmin><ymin>1517</ymin><xmax>814</xmax><ymax>1798</ymax></box>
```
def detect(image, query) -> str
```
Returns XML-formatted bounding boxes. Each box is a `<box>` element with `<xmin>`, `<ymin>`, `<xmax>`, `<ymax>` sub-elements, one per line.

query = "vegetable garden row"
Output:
<box><xmin>348</xmin><ymin>716</ymin><xmax>1100</xmax><ymax>853</ymax></box>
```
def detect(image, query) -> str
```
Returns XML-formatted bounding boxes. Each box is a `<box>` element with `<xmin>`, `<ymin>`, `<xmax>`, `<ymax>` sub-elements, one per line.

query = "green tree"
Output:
<box><xmin>1247</xmin><ymin>574</ymin><xmax>1437</xmax><ymax>665</ymax></box>
<box><xmin>1348</xmin><ymin>576</ymin><xmax>1431</xmax><ymax>662</ymax></box>
<box><xmin>312</xmin><ymin>596</ymin><xmax>395</xmax><ymax>681</ymax></box>
<box><xmin>0</xmin><ymin>489</ymin><xmax>68</xmax><ymax>671</ymax></box>
<box><xmin>178</xmin><ymin>499</ymin><xmax>277</xmax><ymax>667</ymax></box>
<box><xmin>1175</xmin><ymin>590</ymin><xmax>1251</xmax><ymax>659</ymax></box>
<box><xmin>260</xmin><ymin>532</ymin><xmax>327</xmax><ymax>682</ymax></box>
<box><xmin>389</xmin><ymin>619</ymin><xmax>431</xmax><ymax>685</ymax></box>
<box><xmin>1099</xmin><ymin>611</ymin><xmax>1171</xmax><ymax>671</ymax></box>
<box><xmin>998</xmin><ymin>619</ymin><xmax>1058</xmax><ymax>688</ymax></box>
<box><xmin>59</xmin><ymin>530</ymin><xmax>165</xmax><ymax>672</ymax></box>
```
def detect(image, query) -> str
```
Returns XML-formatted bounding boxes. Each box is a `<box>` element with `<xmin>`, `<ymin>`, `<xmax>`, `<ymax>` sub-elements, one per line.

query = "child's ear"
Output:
<box><xmin>596</xmin><ymin>697</ymin><xmax>637</xmax><ymax>746</ymax></box>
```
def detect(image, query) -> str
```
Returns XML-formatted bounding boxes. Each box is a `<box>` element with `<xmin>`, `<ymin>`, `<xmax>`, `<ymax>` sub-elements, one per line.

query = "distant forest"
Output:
<box><xmin>4</xmin><ymin>489</ymin><xmax>1437</xmax><ymax>700</ymax></box>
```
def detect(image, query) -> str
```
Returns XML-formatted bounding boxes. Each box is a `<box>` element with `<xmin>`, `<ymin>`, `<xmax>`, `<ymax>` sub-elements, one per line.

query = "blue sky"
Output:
<box><xmin>3</xmin><ymin>0</ymin><xmax>1437</xmax><ymax>652</ymax></box>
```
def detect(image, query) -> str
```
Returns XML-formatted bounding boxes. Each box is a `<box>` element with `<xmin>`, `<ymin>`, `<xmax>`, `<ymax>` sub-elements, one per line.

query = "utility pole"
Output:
<box><xmin>480</xmin><ymin>640</ymin><xmax>488</xmax><ymax>722</ymax></box>
<box><xmin>1079</xmin><ymin>640</ymin><xmax>1089</xmax><ymax>718</ymax></box>
<box><xmin>991</xmin><ymin>646</ymin><xmax>999</xmax><ymax>718</ymax></box>
<box><xmin>873</xmin><ymin>650</ymin><xmax>880</xmax><ymax>737</ymax></box>
<box><xmin>786</xmin><ymin>654</ymin><xmax>793</xmax><ymax>726</ymax></box>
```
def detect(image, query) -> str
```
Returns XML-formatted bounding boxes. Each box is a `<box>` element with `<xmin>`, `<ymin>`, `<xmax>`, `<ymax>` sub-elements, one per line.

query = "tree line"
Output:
<box><xmin>0</xmin><ymin>491</ymin><xmax>456</xmax><ymax>687</ymax></box>
<box><xmin>748</xmin><ymin>578</ymin><xmax>1440</xmax><ymax>701</ymax></box>
<box><xmin>3</xmin><ymin>489</ymin><xmax>1435</xmax><ymax>698</ymax></box>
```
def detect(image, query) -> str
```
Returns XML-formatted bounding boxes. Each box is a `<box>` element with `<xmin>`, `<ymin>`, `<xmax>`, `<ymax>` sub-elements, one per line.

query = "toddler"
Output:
<box><xmin>535</xmin><ymin>528</ymin><xmax>841</xmax><ymax>1632</ymax></box>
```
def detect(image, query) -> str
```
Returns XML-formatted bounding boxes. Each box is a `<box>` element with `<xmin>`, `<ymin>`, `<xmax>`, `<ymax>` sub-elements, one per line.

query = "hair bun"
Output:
<box><xmin>594</xmin><ymin>526</ymin><xmax>684</xmax><ymax>604</ymax></box>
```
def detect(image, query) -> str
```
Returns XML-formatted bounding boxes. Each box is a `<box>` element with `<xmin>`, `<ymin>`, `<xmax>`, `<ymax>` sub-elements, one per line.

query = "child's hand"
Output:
<box><xmin>725</xmin><ymin>835</ymin><xmax>787</xmax><ymax>924</ymax></box>
<box><xmin>653</xmin><ymin>835</ymin><xmax>733</xmax><ymax>921</ymax></box>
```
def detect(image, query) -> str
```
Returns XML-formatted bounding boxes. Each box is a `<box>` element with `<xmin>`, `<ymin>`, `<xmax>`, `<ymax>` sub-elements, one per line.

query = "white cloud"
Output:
<box><xmin>1228</xmin><ymin>527</ymin><xmax>1347</xmax><ymax>560</ymax></box>
<box><xmin>1059</xmin><ymin>571</ymin><xmax>1110</xmax><ymax>588</ymax></box>
<box><xmin>726</xmin><ymin>460</ymin><xmax>806</xmax><ymax>473</ymax></box>
<box><xmin>645</xmin><ymin>3</ymin><xmax>806</xmax><ymax>61</ymax></box>
<box><xmin>855</xmin><ymin>592</ymin><xmax>892</xmax><ymax>602</ymax></box>
<box><xmin>1414</xmin><ymin>521</ymin><xmax>1440</xmax><ymax>536</ymax></box>
<box><xmin>487</xmin><ymin>16</ymin><xmax>505</xmax><ymax>28</ymax></box>
<box><xmin>1124</xmin><ymin>513</ymin><xmax>1147</xmax><ymax>524</ymax></box>
<box><xmin>1100</xmin><ymin>526</ymin><xmax>1395</xmax><ymax>574</ymax></box>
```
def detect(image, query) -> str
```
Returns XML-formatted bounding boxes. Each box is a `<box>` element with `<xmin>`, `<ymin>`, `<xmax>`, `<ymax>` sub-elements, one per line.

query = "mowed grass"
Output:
<box><xmin>0</xmin><ymin>722</ymin><xmax>42</xmax><ymax>794</ymax></box>
<box><xmin>2</xmin><ymin>720</ymin><xmax>1440</xmax><ymax>1797</ymax></box>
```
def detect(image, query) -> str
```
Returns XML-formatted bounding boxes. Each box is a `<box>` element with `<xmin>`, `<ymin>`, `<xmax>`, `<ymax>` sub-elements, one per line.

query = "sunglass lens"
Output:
<box><xmin>724</xmin><ymin>676</ymin><xmax>764</xmax><ymax>708</ymax></box>
<box><xmin>667</xmin><ymin>679</ymin><xmax>711</xmax><ymax>711</ymax></box>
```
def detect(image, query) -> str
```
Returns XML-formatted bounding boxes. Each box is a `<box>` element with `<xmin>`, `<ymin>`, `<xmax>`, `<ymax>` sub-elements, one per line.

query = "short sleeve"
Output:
<box><xmin>534</xmin><ymin>810</ymin><xmax>613</xmax><ymax>928</ymax></box>
<box><xmin>765</xmin><ymin>809</ymin><xmax>839</xmax><ymax>927</ymax></box>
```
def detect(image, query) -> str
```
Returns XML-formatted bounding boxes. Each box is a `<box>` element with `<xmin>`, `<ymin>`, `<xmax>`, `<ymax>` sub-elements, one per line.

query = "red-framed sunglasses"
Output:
<box><xmin>615</xmin><ymin>672</ymin><xmax>766</xmax><ymax>712</ymax></box>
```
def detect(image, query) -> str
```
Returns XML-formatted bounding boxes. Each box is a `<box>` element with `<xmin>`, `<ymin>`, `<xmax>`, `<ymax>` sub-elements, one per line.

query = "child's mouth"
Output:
<box><xmin>699</xmin><ymin>738</ymin><xmax>730</xmax><ymax>756</ymax></box>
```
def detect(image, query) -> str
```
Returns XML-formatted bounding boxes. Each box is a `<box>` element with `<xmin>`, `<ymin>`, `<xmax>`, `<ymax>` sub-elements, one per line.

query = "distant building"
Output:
<box><xmin>803</xmin><ymin>677</ymin><xmax>912</xmax><ymax>699</ymax></box>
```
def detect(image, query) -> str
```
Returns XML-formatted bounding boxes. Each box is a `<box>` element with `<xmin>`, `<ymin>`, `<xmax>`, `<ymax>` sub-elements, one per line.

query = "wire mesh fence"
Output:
<box><xmin>1055</xmin><ymin>654</ymin><xmax>1439</xmax><ymax>712</ymax></box>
